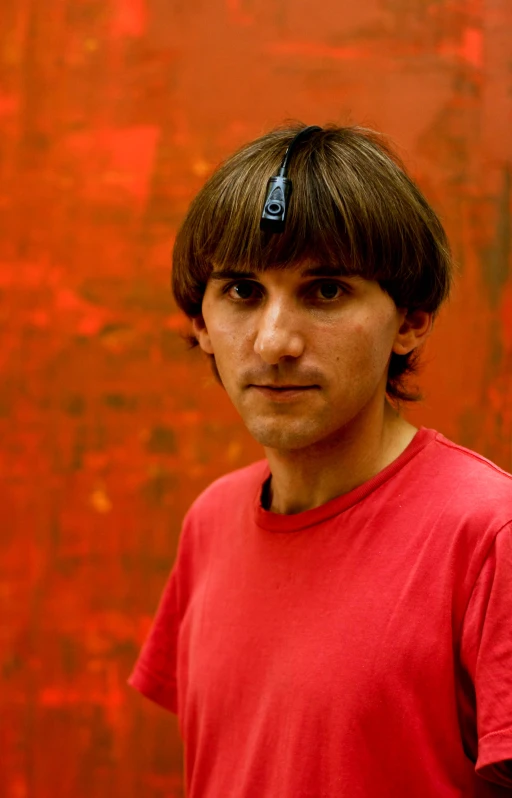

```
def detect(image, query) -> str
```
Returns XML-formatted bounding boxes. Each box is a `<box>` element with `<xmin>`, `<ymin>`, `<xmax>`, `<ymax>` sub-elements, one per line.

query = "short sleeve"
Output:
<box><xmin>460</xmin><ymin>523</ymin><xmax>512</xmax><ymax>787</ymax></box>
<box><xmin>128</xmin><ymin>569</ymin><xmax>179</xmax><ymax>714</ymax></box>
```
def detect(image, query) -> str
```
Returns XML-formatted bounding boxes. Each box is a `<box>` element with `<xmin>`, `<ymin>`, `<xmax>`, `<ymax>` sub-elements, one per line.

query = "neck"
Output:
<box><xmin>263</xmin><ymin>401</ymin><xmax>417</xmax><ymax>515</ymax></box>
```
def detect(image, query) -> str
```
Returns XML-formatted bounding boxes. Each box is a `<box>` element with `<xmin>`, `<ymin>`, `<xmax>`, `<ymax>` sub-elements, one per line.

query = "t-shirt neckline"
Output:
<box><xmin>254</xmin><ymin>427</ymin><xmax>437</xmax><ymax>532</ymax></box>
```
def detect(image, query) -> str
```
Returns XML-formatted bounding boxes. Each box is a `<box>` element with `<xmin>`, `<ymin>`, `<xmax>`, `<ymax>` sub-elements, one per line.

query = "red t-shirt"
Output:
<box><xmin>129</xmin><ymin>428</ymin><xmax>512</xmax><ymax>796</ymax></box>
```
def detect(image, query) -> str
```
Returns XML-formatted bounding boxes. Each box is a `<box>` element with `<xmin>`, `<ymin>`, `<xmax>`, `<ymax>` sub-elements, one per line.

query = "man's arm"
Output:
<box><xmin>461</xmin><ymin>524</ymin><xmax>512</xmax><ymax>788</ymax></box>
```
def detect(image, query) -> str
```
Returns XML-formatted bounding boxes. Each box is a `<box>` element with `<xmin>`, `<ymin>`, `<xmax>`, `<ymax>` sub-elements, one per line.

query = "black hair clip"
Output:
<box><xmin>260</xmin><ymin>125</ymin><xmax>322</xmax><ymax>234</ymax></box>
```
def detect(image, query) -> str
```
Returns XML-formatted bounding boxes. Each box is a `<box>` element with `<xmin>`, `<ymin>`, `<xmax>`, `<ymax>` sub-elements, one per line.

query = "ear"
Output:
<box><xmin>392</xmin><ymin>309</ymin><xmax>433</xmax><ymax>355</ymax></box>
<box><xmin>191</xmin><ymin>316</ymin><xmax>215</xmax><ymax>355</ymax></box>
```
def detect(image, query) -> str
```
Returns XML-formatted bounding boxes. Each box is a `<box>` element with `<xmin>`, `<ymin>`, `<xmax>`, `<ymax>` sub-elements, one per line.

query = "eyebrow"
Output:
<box><xmin>209</xmin><ymin>265</ymin><xmax>351</xmax><ymax>281</ymax></box>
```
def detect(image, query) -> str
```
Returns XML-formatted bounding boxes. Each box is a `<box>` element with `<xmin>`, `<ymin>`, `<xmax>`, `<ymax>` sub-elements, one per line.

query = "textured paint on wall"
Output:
<box><xmin>1</xmin><ymin>1</ymin><xmax>511</xmax><ymax>796</ymax></box>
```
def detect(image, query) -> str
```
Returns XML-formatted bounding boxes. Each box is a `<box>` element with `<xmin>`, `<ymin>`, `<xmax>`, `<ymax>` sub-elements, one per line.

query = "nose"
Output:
<box><xmin>253</xmin><ymin>298</ymin><xmax>305</xmax><ymax>364</ymax></box>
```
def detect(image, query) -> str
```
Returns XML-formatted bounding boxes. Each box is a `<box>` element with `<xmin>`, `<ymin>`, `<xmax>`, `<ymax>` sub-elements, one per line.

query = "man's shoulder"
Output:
<box><xmin>430</xmin><ymin>431</ymin><xmax>512</xmax><ymax>489</ymax></box>
<box><xmin>424</xmin><ymin>430</ymin><xmax>512</xmax><ymax>524</ymax></box>
<box><xmin>187</xmin><ymin>459</ymin><xmax>268</xmax><ymax>521</ymax></box>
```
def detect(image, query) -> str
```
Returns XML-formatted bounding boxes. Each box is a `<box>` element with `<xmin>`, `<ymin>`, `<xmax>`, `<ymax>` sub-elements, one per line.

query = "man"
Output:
<box><xmin>129</xmin><ymin>124</ymin><xmax>512</xmax><ymax>796</ymax></box>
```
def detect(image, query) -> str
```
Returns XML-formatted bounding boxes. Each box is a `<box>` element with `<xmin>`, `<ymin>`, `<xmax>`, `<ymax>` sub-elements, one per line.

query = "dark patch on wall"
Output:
<box><xmin>2</xmin><ymin>653</ymin><xmax>24</xmax><ymax>680</ymax></box>
<box><xmin>141</xmin><ymin>466</ymin><xmax>178</xmax><ymax>506</ymax></box>
<box><xmin>102</xmin><ymin>393</ymin><xmax>138</xmax><ymax>411</ymax></box>
<box><xmin>145</xmin><ymin>425</ymin><xmax>177</xmax><ymax>454</ymax></box>
<box><xmin>63</xmin><ymin>395</ymin><xmax>87</xmax><ymax>416</ymax></box>
<box><xmin>481</xmin><ymin>168</ymin><xmax>511</xmax><ymax>306</ymax></box>
<box><xmin>160</xmin><ymin>329</ymin><xmax>188</xmax><ymax>360</ymax></box>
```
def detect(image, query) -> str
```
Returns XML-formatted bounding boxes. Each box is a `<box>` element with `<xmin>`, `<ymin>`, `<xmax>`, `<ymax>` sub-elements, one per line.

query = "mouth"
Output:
<box><xmin>248</xmin><ymin>384</ymin><xmax>319</xmax><ymax>402</ymax></box>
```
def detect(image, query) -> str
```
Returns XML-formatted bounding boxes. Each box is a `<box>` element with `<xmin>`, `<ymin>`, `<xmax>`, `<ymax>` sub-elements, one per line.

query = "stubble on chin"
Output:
<box><xmin>241</xmin><ymin>414</ymin><xmax>325</xmax><ymax>452</ymax></box>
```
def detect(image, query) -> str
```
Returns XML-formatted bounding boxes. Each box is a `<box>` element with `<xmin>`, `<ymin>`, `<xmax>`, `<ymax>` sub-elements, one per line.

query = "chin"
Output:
<box><xmin>244</xmin><ymin>418</ymin><xmax>330</xmax><ymax>452</ymax></box>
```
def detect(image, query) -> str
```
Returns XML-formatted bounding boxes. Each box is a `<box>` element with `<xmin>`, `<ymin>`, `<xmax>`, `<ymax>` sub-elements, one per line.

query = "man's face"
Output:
<box><xmin>194</xmin><ymin>263</ymin><xmax>412</xmax><ymax>452</ymax></box>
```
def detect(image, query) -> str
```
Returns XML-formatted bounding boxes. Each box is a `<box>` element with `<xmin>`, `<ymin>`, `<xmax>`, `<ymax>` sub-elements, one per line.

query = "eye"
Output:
<box><xmin>226</xmin><ymin>280</ymin><xmax>262</xmax><ymax>301</ymax></box>
<box><xmin>311</xmin><ymin>280</ymin><xmax>344</xmax><ymax>301</ymax></box>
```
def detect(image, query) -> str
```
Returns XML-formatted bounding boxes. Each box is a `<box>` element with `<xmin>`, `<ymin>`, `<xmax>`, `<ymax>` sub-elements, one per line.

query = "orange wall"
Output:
<box><xmin>1</xmin><ymin>1</ymin><xmax>511</xmax><ymax>796</ymax></box>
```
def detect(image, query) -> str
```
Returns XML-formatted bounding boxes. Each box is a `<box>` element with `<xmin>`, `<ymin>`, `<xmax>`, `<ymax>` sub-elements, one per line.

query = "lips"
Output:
<box><xmin>255</xmin><ymin>385</ymin><xmax>315</xmax><ymax>390</ymax></box>
<box><xmin>250</xmin><ymin>384</ymin><xmax>318</xmax><ymax>392</ymax></box>
<box><xmin>248</xmin><ymin>384</ymin><xmax>320</xmax><ymax>403</ymax></box>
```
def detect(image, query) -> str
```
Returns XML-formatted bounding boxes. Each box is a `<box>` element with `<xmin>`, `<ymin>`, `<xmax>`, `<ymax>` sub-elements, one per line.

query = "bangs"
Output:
<box><xmin>194</xmin><ymin>141</ymin><xmax>358</xmax><ymax>276</ymax></box>
<box><xmin>172</xmin><ymin>126</ymin><xmax>451</xmax><ymax>318</ymax></box>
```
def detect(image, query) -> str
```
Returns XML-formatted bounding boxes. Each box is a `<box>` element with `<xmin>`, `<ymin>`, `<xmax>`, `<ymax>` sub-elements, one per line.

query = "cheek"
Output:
<box><xmin>209</xmin><ymin>324</ymin><xmax>247</xmax><ymax>358</ymax></box>
<box><xmin>202</xmin><ymin>306</ymin><xmax>236</xmax><ymax>350</ymax></box>
<box><xmin>207</xmin><ymin>323</ymin><xmax>253</xmax><ymax>388</ymax></box>
<box><xmin>337</xmin><ymin>313</ymin><xmax>398</xmax><ymax>368</ymax></box>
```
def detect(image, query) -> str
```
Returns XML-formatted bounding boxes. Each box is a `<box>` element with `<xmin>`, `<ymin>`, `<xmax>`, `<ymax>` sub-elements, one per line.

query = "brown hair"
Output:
<box><xmin>172</xmin><ymin>123</ymin><xmax>452</xmax><ymax>402</ymax></box>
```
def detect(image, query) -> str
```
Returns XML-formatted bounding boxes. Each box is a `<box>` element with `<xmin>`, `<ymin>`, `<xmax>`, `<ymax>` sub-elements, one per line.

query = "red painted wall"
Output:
<box><xmin>1</xmin><ymin>1</ymin><xmax>511</xmax><ymax>795</ymax></box>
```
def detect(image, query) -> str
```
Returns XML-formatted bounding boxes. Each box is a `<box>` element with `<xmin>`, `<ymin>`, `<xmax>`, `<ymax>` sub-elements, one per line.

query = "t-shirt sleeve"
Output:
<box><xmin>460</xmin><ymin>522</ymin><xmax>512</xmax><ymax>787</ymax></box>
<box><xmin>128</xmin><ymin>568</ymin><xmax>180</xmax><ymax>714</ymax></box>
